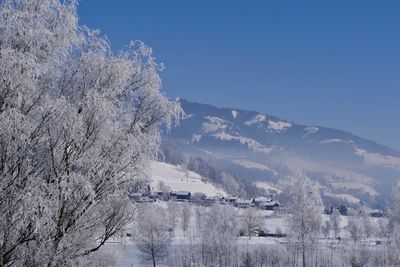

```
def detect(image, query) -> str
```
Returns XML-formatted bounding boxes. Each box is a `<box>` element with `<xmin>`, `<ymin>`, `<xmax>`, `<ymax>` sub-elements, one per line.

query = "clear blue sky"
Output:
<box><xmin>78</xmin><ymin>0</ymin><xmax>400</xmax><ymax>150</ymax></box>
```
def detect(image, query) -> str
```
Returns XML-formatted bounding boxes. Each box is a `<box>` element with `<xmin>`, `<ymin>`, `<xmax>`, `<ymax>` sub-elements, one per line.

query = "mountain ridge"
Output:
<box><xmin>161</xmin><ymin>99</ymin><xmax>400</xmax><ymax>207</ymax></box>
<box><xmin>178</xmin><ymin>99</ymin><xmax>400</xmax><ymax>156</ymax></box>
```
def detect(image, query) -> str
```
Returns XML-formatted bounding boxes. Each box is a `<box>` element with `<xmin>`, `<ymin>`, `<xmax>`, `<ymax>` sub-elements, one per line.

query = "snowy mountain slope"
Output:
<box><xmin>150</xmin><ymin>161</ymin><xmax>227</xmax><ymax>197</ymax></box>
<box><xmin>162</xmin><ymin>100</ymin><xmax>400</xmax><ymax>206</ymax></box>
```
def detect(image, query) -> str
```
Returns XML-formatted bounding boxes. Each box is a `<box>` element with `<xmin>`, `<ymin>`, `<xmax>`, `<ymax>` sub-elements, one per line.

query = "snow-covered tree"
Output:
<box><xmin>134</xmin><ymin>205</ymin><xmax>172</xmax><ymax>267</ymax></box>
<box><xmin>167</xmin><ymin>200</ymin><xmax>178</xmax><ymax>234</ymax></box>
<box><xmin>387</xmin><ymin>183</ymin><xmax>400</xmax><ymax>265</ymax></box>
<box><xmin>287</xmin><ymin>176</ymin><xmax>322</xmax><ymax>267</ymax></box>
<box><xmin>361</xmin><ymin>208</ymin><xmax>372</xmax><ymax>238</ymax></box>
<box><xmin>377</xmin><ymin>219</ymin><xmax>388</xmax><ymax>240</ymax></box>
<box><xmin>199</xmin><ymin>204</ymin><xmax>238</xmax><ymax>266</ymax></box>
<box><xmin>330</xmin><ymin>208</ymin><xmax>341</xmax><ymax>238</ymax></box>
<box><xmin>157</xmin><ymin>181</ymin><xmax>167</xmax><ymax>192</ymax></box>
<box><xmin>181</xmin><ymin>202</ymin><xmax>192</xmax><ymax>234</ymax></box>
<box><xmin>387</xmin><ymin>224</ymin><xmax>400</xmax><ymax>266</ymax></box>
<box><xmin>347</xmin><ymin>210</ymin><xmax>362</xmax><ymax>244</ymax></box>
<box><xmin>389</xmin><ymin>182</ymin><xmax>400</xmax><ymax>231</ymax></box>
<box><xmin>0</xmin><ymin>0</ymin><xmax>181</xmax><ymax>265</ymax></box>
<box><xmin>322</xmin><ymin>220</ymin><xmax>331</xmax><ymax>238</ymax></box>
<box><xmin>194</xmin><ymin>205</ymin><xmax>204</xmax><ymax>233</ymax></box>
<box><xmin>240</xmin><ymin>207</ymin><xmax>264</xmax><ymax>239</ymax></box>
<box><xmin>346</xmin><ymin>243</ymin><xmax>370</xmax><ymax>267</ymax></box>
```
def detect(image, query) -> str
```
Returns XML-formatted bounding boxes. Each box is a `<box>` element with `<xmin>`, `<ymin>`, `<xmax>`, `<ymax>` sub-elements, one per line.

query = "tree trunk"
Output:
<box><xmin>152</xmin><ymin>250</ymin><xmax>156</xmax><ymax>267</ymax></box>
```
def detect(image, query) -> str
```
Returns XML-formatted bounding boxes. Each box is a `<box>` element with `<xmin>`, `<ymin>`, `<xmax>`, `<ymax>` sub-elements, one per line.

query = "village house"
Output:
<box><xmin>253</xmin><ymin>197</ymin><xmax>271</xmax><ymax>206</ymax></box>
<box><xmin>258</xmin><ymin>200</ymin><xmax>280</xmax><ymax>210</ymax></box>
<box><xmin>235</xmin><ymin>198</ymin><xmax>254</xmax><ymax>208</ymax></box>
<box><xmin>148</xmin><ymin>192</ymin><xmax>160</xmax><ymax>200</ymax></box>
<box><xmin>170</xmin><ymin>191</ymin><xmax>192</xmax><ymax>201</ymax></box>
<box><xmin>226</xmin><ymin>196</ymin><xmax>239</xmax><ymax>205</ymax></box>
<box><xmin>219</xmin><ymin>197</ymin><xmax>228</xmax><ymax>204</ymax></box>
<box><xmin>369</xmin><ymin>209</ymin><xmax>386</xmax><ymax>218</ymax></box>
<box><xmin>128</xmin><ymin>192</ymin><xmax>155</xmax><ymax>203</ymax></box>
<box><xmin>128</xmin><ymin>192</ymin><xmax>143</xmax><ymax>202</ymax></box>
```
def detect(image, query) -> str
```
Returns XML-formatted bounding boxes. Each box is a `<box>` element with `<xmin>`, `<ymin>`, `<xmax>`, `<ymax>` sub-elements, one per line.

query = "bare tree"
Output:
<box><xmin>241</xmin><ymin>207</ymin><xmax>264</xmax><ymax>239</ymax></box>
<box><xmin>134</xmin><ymin>205</ymin><xmax>172</xmax><ymax>267</ymax></box>
<box><xmin>287</xmin><ymin>176</ymin><xmax>322</xmax><ymax>267</ymax></box>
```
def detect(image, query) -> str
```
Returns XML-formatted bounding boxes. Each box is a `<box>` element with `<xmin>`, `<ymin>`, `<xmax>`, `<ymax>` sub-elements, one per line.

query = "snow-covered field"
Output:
<box><xmin>107</xmin><ymin>201</ymin><xmax>388</xmax><ymax>267</ymax></box>
<box><xmin>254</xmin><ymin>181</ymin><xmax>282</xmax><ymax>194</ymax></box>
<box><xmin>150</xmin><ymin>161</ymin><xmax>227</xmax><ymax>196</ymax></box>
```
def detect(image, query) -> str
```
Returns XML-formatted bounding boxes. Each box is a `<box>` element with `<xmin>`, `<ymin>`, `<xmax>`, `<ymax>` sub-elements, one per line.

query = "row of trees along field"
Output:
<box><xmin>131</xmin><ymin>177</ymin><xmax>400</xmax><ymax>267</ymax></box>
<box><xmin>0</xmin><ymin>0</ymin><xmax>181</xmax><ymax>266</ymax></box>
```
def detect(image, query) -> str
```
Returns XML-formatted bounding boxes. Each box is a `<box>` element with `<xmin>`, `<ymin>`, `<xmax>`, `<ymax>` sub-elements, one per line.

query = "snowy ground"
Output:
<box><xmin>150</xmin><ymin>161</ymin><xmax>227</xmax><ymax>196</ymax></box>
<box><xmin>105</xmin><ymin>201</ymin><xmax>387</xmax><ymax>266</ymax></box>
